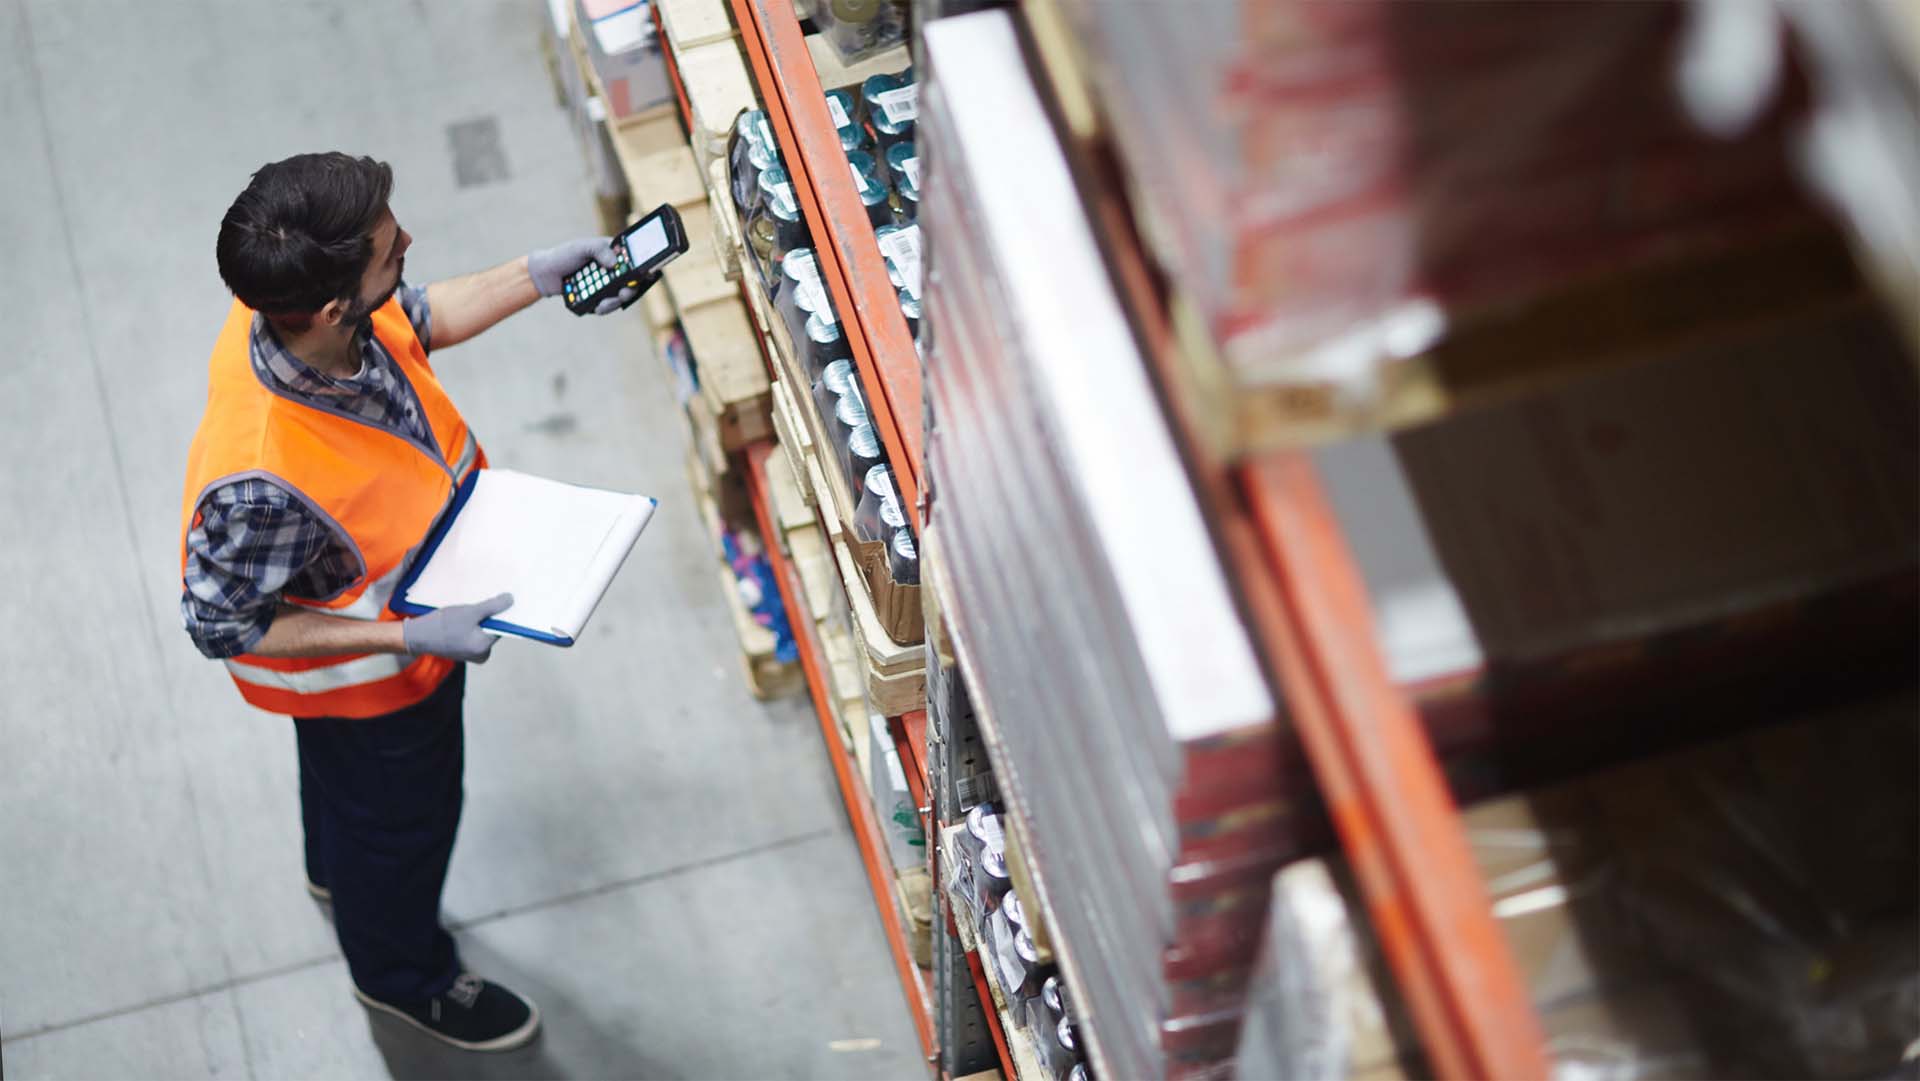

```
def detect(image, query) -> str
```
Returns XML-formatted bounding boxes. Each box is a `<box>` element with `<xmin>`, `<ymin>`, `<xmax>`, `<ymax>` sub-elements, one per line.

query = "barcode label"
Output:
<box><xmin>902</xmin><ymin>155</ymin><xmax>920</xmax><ymax>190</ymax></box>
<box><xmin>826</xmin><ymin>95</ymin><xmax>850</xmax><ymax>129</ymax></box>
<box><xmin>850</xmin><ymin>162</ymin><xmax>868</xmax><ymax>193</ymax></box>
<box><xmin>755</xmin><ymin>115</ymin><xmax>775</xmax><ymax>149</ymax></box>
<box><xmin>878</xmin><ymin>224</ymin><xmax>922</xmax><ymax>300</ymax></box>
<box><xmin>874</xmin><ymin>85</ymin><xmax>918</xmax><ymax>125</ymax></box>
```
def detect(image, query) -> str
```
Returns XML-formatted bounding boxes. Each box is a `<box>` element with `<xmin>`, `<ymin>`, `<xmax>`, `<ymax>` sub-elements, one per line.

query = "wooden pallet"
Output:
<box><xmin>656</xmin><ymin>0</ymin><xmax>736</xmax><ymax>53</ymax></box>
<box><xmin>765</xmin><ymin>450</ymin><xmax>867</xmax><ymax>730</ymax></box>
<box><xmin>684</xmin><ymin>440</ymin><xmax>800</xmax><ymax>701</ymax></box>
<box><xmin>768</xmin><ymin>377</ymin><xmax>818</xmax><ymax>510</ymax></box>
<box><xmin>641</xmin><ymin>272</ymin><xmax>678</xmax><ymax>332</ymax></box>
<box><xmin>672</xmin><ymin>33</ymin><xmax>758</xmax><ymax>176</ymax></box>
<box><xmin>706</xmin><ymin>158</ymin><xmax>745</xmax><ymax>281</ymax></box>
<box><xmin>599</xmin><ymin>84</ymin><xmax>770</xmax><ymax>458</ymax></box>
<box><xmin>678</xmin><ymin>298</ymin><xmax>773</xmax><ymax>451</ymax></box>
<box><xmin>825</xmin><ymin>495</ymin><xmax>926</xmax><ymax>716</ymax></box>
<box><xmin>607</xmin><ymin>104</ymin><xmax>706</xmax><ymax>209</ymax></box>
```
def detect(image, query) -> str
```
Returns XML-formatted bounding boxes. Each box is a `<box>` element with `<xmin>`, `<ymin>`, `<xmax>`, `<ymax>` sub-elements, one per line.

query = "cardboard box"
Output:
<box><xmin>1322</xmin><ymin>308</ymin><xmax>1918</xmax><ymax>679</ymax></box>
<box><xmin>576</xmin><ymin>0</ymin><xmax>673</xmax><ymax>119</ymax></box>
<box><xmin>870</xmin><ymin>721</ymin><xmax>927</xmax><ymax>871</ymax></box>
<box><xmin>1239</xmin><ymin>691</ymin><xmax>1920</xmax><ymax>1079</ymax></box>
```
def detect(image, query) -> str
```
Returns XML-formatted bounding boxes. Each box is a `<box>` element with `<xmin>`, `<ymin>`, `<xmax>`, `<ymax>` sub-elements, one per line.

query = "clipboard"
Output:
<box><xmin>390</xmin><ymin>469</ymin><xmax>658</xmax><ymax>646</ymax></box>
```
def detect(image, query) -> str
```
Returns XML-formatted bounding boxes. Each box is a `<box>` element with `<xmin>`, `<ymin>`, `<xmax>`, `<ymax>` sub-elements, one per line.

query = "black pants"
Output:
<box><xmin>294</xmin><ymin>664</ymin><xmax>465</xmax><ymax>1005</ymax></box>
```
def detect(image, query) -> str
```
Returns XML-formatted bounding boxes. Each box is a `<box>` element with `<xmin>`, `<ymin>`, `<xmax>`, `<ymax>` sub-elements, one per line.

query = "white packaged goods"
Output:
<box><xmin>922</xmin><ymin>14</ymin><xmax>1280</xmax><ymax>1077</ymax></box>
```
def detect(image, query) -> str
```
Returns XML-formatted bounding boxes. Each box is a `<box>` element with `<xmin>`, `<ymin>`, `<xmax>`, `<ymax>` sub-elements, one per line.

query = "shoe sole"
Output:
<box><xmin>306</xmin><ymin>881</ymin><xmax>331</xmax><ymax>903</ymax></box>
<box><xmin>353</xmin><ymin>988</ymin><xmax>542</xmax><ymax>1053</ymax></box>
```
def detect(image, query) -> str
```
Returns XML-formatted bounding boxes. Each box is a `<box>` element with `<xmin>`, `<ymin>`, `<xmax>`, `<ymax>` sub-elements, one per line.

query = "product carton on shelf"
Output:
<box><xmin>575</xmin><ymin>0</ymin><xmax>672</xmax><ymax>119</ymax></box>
<box><xmin>1318</xmin><ymin>304</ymin><xmax>1919</xmax><ymax>783</ymax></box>
<box><xmin>1237</xmin><ymin>692</ymin><xmax>1920</xmax><ymax>1080</ymax></box>
<box><xmin>1045</xmin><ymin>0</ymin><xmax>1868</xmax><ymax>454</ymax></box>
<box><xmin>922</xmin><ymin>15</ymin><xmax>1285</xmax><ymax>1077</ymax></box>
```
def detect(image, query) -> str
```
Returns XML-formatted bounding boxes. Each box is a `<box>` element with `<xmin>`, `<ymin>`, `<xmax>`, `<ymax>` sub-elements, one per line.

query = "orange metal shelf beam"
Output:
<box><xmin>1063</xmin><ymin>142</ymin><xmax>1548</xmax><ymax>1076</ymax></box>
<box><xmin>743</xmin><ymin>441</ymin><xmax>936</xmax><ymax>1067</ymax></box>
<box><xmin>730</xmin><ymin>0</ymin><xmax>923</xmax><ymax>532</ymax></box>
<box><xmin>1232</xmin><ymin>457</ymin><xmax>1548</xmax><ymax>1080</ymax></box>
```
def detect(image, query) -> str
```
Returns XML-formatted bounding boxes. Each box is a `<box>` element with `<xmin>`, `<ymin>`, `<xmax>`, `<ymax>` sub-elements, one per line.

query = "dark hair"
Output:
<box><xmin>215</xmin><ymin>153</ymin><xmax>394</xmax><ymax>320</ymax></box>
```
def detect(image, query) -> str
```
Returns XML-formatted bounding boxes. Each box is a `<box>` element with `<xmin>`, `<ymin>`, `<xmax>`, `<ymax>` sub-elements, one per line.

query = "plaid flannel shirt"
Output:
<box><xmin>181</xmin><ymin>286</ymin><xmax>435</xmax><ymax>659</ymax></box>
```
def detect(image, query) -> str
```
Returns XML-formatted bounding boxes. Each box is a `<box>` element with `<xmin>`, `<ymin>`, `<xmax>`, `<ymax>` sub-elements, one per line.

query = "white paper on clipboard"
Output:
<box><xmin>399</xmin><ymin>469</ymin><xmax>657</xmax><ymax>644</ymax></box>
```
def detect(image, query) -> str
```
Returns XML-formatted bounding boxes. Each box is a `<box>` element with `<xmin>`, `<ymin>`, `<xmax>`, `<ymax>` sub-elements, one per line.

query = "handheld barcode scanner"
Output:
<box><xmin>563</xmin><ymin>203</ymin><xmax>689</xmax><ymax>315</ymax></box>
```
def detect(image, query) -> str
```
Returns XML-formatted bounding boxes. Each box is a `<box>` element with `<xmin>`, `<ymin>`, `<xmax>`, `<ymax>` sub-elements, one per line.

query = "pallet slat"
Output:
<box><xmin>676</xmin><ymin>37</ymin><xmax>758</xmax><ymax>173</ymax></box>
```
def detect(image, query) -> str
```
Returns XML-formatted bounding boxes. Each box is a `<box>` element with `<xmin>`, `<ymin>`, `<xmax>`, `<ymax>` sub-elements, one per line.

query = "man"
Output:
<box><xmin>180</xmin><ymin>153</ymin><xmax>643</xmax><ymax>1052</ymax></box>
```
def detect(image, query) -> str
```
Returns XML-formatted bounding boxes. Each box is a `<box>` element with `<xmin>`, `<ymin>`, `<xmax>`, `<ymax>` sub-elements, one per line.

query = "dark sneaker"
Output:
<box><xmin>354</xmin><ymin>973</ymin><xmax>541</xmax><ymax>1052</ymax></box>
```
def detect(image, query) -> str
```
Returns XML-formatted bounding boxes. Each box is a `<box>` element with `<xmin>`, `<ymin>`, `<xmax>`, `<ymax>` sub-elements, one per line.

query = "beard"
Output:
<box><xmin>342</xmin><ymin>261</ymin><xmax>404</xmax><ymax>324</ymax></box>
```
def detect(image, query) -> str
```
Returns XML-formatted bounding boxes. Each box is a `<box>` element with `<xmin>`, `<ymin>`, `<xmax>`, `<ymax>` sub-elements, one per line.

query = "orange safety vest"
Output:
<box><xmin>179</xmin><ymin>298</ymin><xmax>485</xmax><ymax>719</ymax></box>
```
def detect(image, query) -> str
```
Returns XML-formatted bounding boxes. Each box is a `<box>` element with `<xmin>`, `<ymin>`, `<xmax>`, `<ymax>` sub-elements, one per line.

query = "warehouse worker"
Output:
<box><xmin>179</xmin><ymin>152</ymin><xmax>642</xmax><ymax>1053</ymax></box>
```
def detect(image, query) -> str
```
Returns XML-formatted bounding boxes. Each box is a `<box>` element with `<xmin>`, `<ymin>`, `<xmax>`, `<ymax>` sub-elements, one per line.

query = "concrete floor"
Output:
<box><xmin>0</xmin><ymin>1</ymin><xmax>919</xmax><ymax>1077</ymax></box>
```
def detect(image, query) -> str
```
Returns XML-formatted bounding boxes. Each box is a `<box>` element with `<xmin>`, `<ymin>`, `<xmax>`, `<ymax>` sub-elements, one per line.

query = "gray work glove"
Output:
<box><xmin>403</xmin><ymin>593</ymin><xmax>513</xmax><ymax>663</ymax></box>
<box><xmin>528</xmin><ymin>237</ymin><xmax>640</xmax><ymax>314</ymax></box>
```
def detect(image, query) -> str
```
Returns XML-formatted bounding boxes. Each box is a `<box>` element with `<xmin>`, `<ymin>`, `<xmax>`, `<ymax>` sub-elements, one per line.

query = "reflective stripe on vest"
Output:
<box><xmin>225</xmin><ymin>651</ymin><xmax>411</xmax><ymax>694</ymax></box>
<box><xmin>292</xmin><ymin>555</ymin><xmax>415</xmax><ymax>623</ymax></box>
<box><xmin>450</xmin><ymin>427</ymin><xmax>480</xmax><ymax>481</ymax></box>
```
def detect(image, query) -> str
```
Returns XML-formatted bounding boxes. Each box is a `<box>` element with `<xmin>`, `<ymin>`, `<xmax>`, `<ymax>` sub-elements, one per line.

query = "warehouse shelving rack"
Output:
<box><xmin>633</xmin><ymin>1</ymin><xmax>1018</xmax><ymax>1076</ymax></box>
<box><xmin>575</xmin><ymin>0</ymin><xmax>1916</xmax><ymax>1075</ymax></box>
<box><xmin>708</xmin><ymin>0</ymin><xmax>1550</xmax><ymax>1076</ymax></box>
<box><xmin>740</xmin><ymin>441</ymin><xmax>938</xmax><ymax>1061</ymax></box>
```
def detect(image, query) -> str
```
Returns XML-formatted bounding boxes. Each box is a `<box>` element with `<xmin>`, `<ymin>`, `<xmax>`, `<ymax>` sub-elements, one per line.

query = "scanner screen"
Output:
<box><xmin>625</xmin><ymin>216</ymin><xmax>670</xmax><ymax>267</ymax></box>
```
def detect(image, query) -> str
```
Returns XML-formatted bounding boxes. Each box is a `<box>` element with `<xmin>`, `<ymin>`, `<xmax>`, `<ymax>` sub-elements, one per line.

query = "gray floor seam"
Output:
<box><xmin>0</xmin><ymin>826</ymin><xmax>835</xmax><ymax>1048</ymax></box>
<box><xmin>443</xmin><ymin>824</ymin><xmax>837</xmax><ymax>933</ymax></box>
